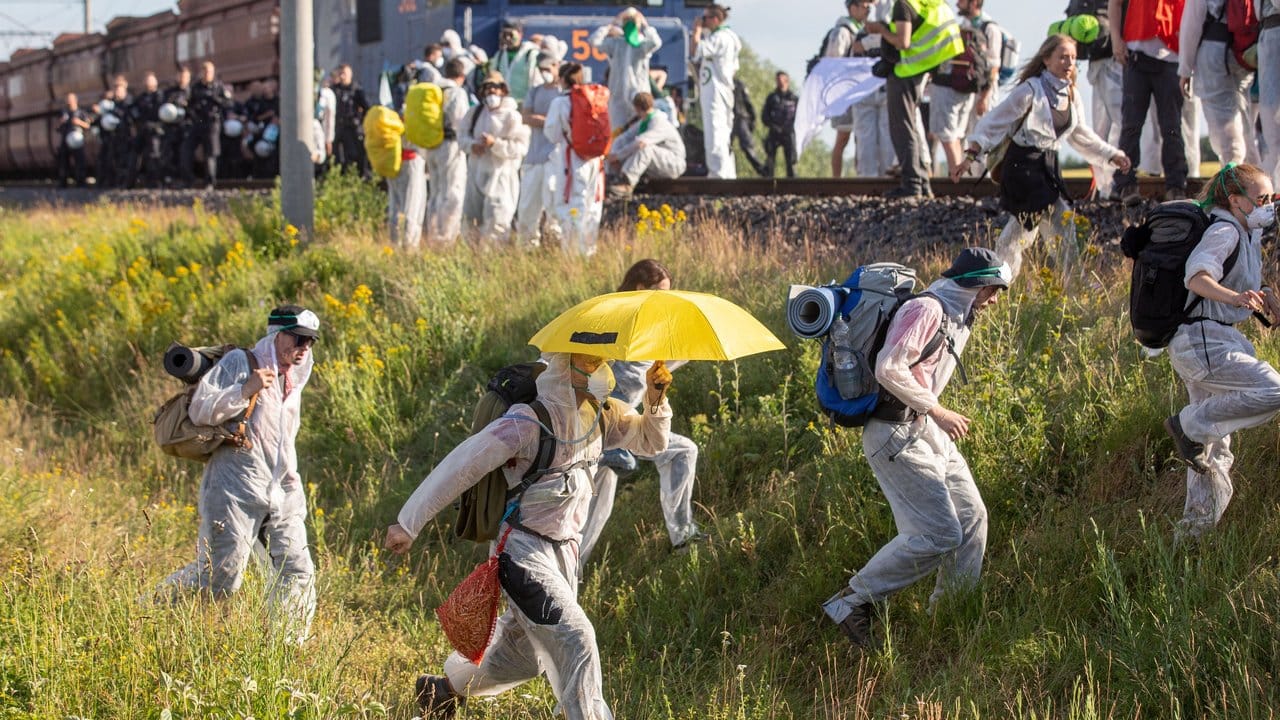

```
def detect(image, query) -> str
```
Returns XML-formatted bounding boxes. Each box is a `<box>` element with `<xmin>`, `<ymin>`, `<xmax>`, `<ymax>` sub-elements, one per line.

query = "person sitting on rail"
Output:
<box><xmin>606</xmin><ymin>92</ymin><xmax>687</xmax><ymax>199</ymax></box>
<box><xmin>952</xmin><ymin>34</ymin><xmax>1130</xmax><ymax>279</ymax></box>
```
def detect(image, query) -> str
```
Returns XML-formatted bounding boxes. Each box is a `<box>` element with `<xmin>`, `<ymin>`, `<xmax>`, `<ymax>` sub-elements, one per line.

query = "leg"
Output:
<box><xmin>762</xmin><ymin>132</ymin><xmax>778</xmax><ymax>178</ymax></box>
<box><xmin>1115</xmin><ymin>56</ymin><xmax>1155</xmax><ymax>193</ymax></box>
<box><xmin>577</xmin><ymin>467</ymin><xmax>618</xmax><ymax>569</ymax></box>
<box><xmin>783</xmin><ymin>131</ymin><xmax>797</xmax><ymax>178</ymax></box>
<box><xmin>831</xmin><ymin>129</ymin><xmax>851</xmax><ymax>178</ymax></box>
<box><xmin>1177</xmin><ymin>377</ymin><xmax>1236</xmax><ymax>538</ymax></box>
<box><xmin>993</xmin><ymin>215</ymin><xmax>1039</xmax><ymax>280</ymax></box>
<box><xmin>647</xmin><ymin>433</ymin><xmax>700</xmax><ymax>547</ymax></box>
<box><xmin>263</xmin><ymin>484</ymin><xmax>316</xmax><ymax>644</ymax></box>
<box><xmin>404</xmin><ymin>155</ymin><xmax>428</xmax><ymax>250</ymax></box>
<box><xmin>1171</xmin><ymin>332</ymin><xmax>1280</xmax><ymax>443</ymax></box>
<box><xmin>514</xmin><ymin>162</ymin><xmax>547</xmax><ymax>245</ymax></box>
<box><xmin>886</xmin><ymin>73</ymin><xmax>928</xmax><ymax>193</ymax></box>
<box><xmin>929</xmin><ymin>443</ymin><xmax>987</xmax><ymax>608</ymax></box>
<box><xmin>1088</xmin><ymin>59</ymin><xmax>1123</xmax><ymax>197</ymax></box>
<box><xmin>1195</xmin><ymin>41</ymin><xmax>1250</xmax><ymax>166</ymax></box>
<box><xmin>1150</xmin><ymin>59</ymin><xmax>1188</xmax><ymax>189</ymax></box>
<box><xmin>1261</xmin><ymin>28</ymin><xmax>1280</xmax><ymax>184</ymax></box>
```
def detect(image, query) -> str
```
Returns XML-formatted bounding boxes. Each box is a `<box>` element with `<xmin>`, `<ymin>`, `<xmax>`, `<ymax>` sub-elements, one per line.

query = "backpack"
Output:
<box><xmin>1121</xmin><ymin>201</ymin><xmax>1240</xmax><ymax>349</ymax></box>
<box><xmin>996</xmin><ymin>26</ymin><xmax>1020</xmax><ymax>85</ymax></box>
<box><xmin>404</xmin><ymin>82</ymin><xmax>446</xmax><ymax>149</ymax></box>
<box><xmin>944</xmin><ymin>21</ymin><xmax>994</xmax><ymax>94</ymax></box>
<box><xmin>567</xmin><ymin>84</ymin><xmax>612</xmax><ymax>160</ymax></box>
<box><xmin>1226</xmin><ymin>0</ymin><xmax>1261</xmax><ymax>70</ymax></box>
<box><xmin>153</xmin><ymin>344</ymin><xmax>260</xmax><ymax>462</ymax></box>
<box><xmin>806</xmin><ymin>264</ymin><xmax>955</xmax><ymax>427</ymax></box>
<box><xmin>1062</xmin><ymin>0</ymin><xmax>1113</xmax><ymax>61</ymax></box>
<box><xmin>363</xmin><ymin>105</ymin><xmax>404</xmax><ymax>178</ymax></box>
<box><xmin>453</xmin><ymin>362</ymin><xmax>558</xmax><ymax>543</ymax></box>
<box><xmin>805</xmin><ymin>19</ymin><xmax>857</xmax><ymax>77</ymax></box>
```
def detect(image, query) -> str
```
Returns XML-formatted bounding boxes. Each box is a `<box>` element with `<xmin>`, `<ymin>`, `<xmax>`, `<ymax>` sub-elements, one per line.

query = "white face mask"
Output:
<box><xmin>573</xmin><ymin>362</ymin><xmax>615</xmax><ymax>404</ymax></box>
<box><xmin>484</xmin><ymin>94</ymin><xmax>502</xmax><ymax>110</ymax></box>
<box><xmin>1245</xmin><ymin>202</ymin><xmax>1276</xmax><ymax>230</ymax></box>
<box><xmin>540</xmin><ymin>70</ymin><xmax>554</xmax><ymax>84</ymax></box>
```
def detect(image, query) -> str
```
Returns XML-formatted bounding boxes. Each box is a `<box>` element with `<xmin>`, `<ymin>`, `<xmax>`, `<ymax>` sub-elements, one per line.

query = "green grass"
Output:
<box><xmin>1</xmin><ymin>187</ymin><xmax>1278</xmax><ymax>719</ymax></box>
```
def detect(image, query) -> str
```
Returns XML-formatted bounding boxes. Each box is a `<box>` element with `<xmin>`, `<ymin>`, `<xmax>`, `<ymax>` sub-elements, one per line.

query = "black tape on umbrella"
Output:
<box><xmin>569</xmin><ymin>332</ymin><xmax>619</xmax><ymax>345</ymax></box>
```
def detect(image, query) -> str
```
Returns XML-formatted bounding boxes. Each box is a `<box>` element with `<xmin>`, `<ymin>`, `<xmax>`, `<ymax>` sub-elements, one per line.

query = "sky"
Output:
<box><xmin>1</xmin><ymin>0</ymin><xmax>1063</xmax><ymax>70</ymax></box>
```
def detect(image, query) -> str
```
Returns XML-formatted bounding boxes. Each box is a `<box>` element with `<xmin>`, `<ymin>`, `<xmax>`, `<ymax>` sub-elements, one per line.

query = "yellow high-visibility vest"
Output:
<box><xmin>890</xmin><ymin>0</ymin><xmax>964</xmax><ymax>78</ymax></box>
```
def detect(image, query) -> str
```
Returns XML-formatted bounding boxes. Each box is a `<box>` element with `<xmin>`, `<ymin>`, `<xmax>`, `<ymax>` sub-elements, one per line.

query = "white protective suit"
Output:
<box><xmin>396</xmin><ymin>354</ymin><xmax>671</xmax><ymax>720</ymax></box>
<box><xmin>158</xmin><ymin>331</ymin><xmax>317</xmax><ymax>644</ymax></box>
<box><xmin>490</xmin><ymin>42</ymin><xmax>542</xmax><ymax>105</ymax></box>
<box><xmin>461</xmin><ymin>96</ymin><xmax>530</xmax><ymax>243</ymax></box>
<box><xmin>515</xmin><ymin>82</ymin><xmax>564</xmax><ymax>246</ymax></box>
<box><xmin>545</xmin><ymin>93</ymin><xmax>605</xmax><ymax>256</ymax></box>
<box><xmin>427</xmin><ymin>79</ymin><xmax>471</xmax><ymax>245</ymax></box>
<box><xmin>442</xmin><ymin>30</ymin><xmax>480</xmax><ymax>79</ymax></box>
<box><xmin>1257</xmin><ymin>0</ymin><xmax>1280</xmax><ymax>184</ymax></box>
<box><xmin>589</xmin><ymin>22</ymin><xmax>663</xmax><ymax>132</ymax></box>
<box><xmin>388</xmin><ymin>140</ymin><xmax>427</xmax><ymax>249</ymax></box>
<box><xmin>1167</xmin><ymin>208</ymin><xmax>1280</xmax><ymax>537</ymax></box>
<box><xmin>1086</xmin><ymin>58</ymin><xmax>1123</xmax><ymax>197</ymax></box>
<box><xmin>823</xmin><ymin>279</ymin><xmax>989</xmax><ymax>623</ymax></box>
<box><xmin>579</xmin><ymin>360</ymin><xmax>699</xmax><ymax>568</ymax></box>
<box><xmin>1178</xmin><ymin>0</ymin><xmax>1261</xmax><ymax>167</ymax></box>
<box><xmin>692</xmin><ymin>26</ymin><xmax>741</xmax><ymax>179</ymax></box>
<box><xmin>610</xmin><ymin>110</ymin><xmax>687</xmax><ymax>187</ymax></box>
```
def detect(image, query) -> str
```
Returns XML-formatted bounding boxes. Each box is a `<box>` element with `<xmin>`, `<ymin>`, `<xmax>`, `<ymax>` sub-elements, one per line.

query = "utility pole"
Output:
<box><xmin>279</xmin><ymin>0</ymin><xmax>314</xmax><ymax>234</ymax></box>
<box><xmin>83</xmin><ymin>0</ymin><xmax>90</xmax><ymax>33</ymax></box>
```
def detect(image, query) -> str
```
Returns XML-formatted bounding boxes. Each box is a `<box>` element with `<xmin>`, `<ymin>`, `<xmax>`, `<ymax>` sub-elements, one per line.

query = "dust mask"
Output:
<box><xmin>484</xmin><ymin>94</ymin><xmax>502</xmax><ymax>110</ymax></box>
<box><xmin>572</xmin><ymin>362</ymin><xmax>615</xmax><ymax>404</ymax></box>
<box><xmin>1246</xmin><ymin>202</ymin><xmax>1276</xmax><ymax>230</ymax></box>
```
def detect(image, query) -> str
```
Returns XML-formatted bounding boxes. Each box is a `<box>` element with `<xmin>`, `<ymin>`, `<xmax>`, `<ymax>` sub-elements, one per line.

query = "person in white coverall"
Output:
<box><xmin>590</xmin><ymin>7</ymin><xmax>663</xmax><ymax>133</ymax></box>
<box><xmin>545</xmin><ymin>62</ymin><xmax>605</xmax><ymax>256</ymax></box>
<box><xmin>384</xmin><ymin>353</ymin><xmax>673</xmax><ymax>720</ymax></box>
<box><xmin>1162</xmin><ymin>163</ymin><xmax>1280</xmax><ymax>538</ymax></box>
<box><xmin>605</xmin><ymin>92</ymin><xmax>686</xmax><ymax>197</ymax></box>
<box><xmin>427</xmin><ymin>59</ymin><xmax>472</xmax><ymax>245</ymax></box>
<box><xmin>388</xmin><ymin>136</ymin><xmax>427</xmax><ymax>250</ymax></box>
<box><xmin>157</xmin><ymin>305</ymin><xmax>319</xmax><ymax>645</ymax></box>
<box><xmin>580</xmin><ymin>260</ymin><xmax>703</xmax><ymax>568</ymax></box>
<box><xmin>489</xmin><ymin>19</ymin><xmax>542</xmax><ymax>106</ymax></box>
<box><xmin>515</xmin><ymin>42</ymin><xmax>566</xmax><ymax>246</ymax></box>
<box><xmin>1255</xmin><ymin>0</ymin><xmax>1280</xmax><ymax>185</ymax></box>
<box><xmin>690</xmin><ymin>4</ymin><xmax>741</xmax><ymax>179</ymax></box>
<box><xmin>822</xmin><ymin>248</ymin><xmax>1008</xmax><ymax>649</ymax></box>
<box><xmin>1178</xmin><ymin>0</ymin><xmax>1260</xmax><ymax>168</ymax></box>
<box><xmin>461</xmin><ymin>71</ymin><xmax>530</xmax><ymax>244</ymax></box>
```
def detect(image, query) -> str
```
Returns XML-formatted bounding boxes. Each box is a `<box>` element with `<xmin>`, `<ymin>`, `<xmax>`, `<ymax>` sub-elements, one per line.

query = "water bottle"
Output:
<box><xmin>829</xmin><ymin>316</ymin><xmax>861</xmax><ymax>398</ymax></box>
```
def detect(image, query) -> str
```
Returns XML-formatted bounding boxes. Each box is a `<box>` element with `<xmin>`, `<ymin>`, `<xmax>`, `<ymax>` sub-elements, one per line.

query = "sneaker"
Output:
<box><xmin>884</xmin><ymin>185</ymin><xmax>924</xmax><ymax>199</ymax></box>
<box><xmin>1119</xmin><ymin>184</ymin><xmax>1143</xmax><ymax>207</ymax></box>
<box><xmin>415</xmin><ymin>674</ymin><xmax>460</xmax><ymax>718</ymax></box>
<box><xmin>672</xmin><ymin>529</ymin><xmax>709</xmax><ymax>553</ymax></box>
<box><xmin>1163</xmin><ymin>187</ymin><xmax>1187</xmax><ymax>202</ymax></box>
<box><xmin>606</xmin><ymin>184</ymin><xmax>633</xmax><ymax>200</ymax></box>
<box><xmin>834</xmin><ymin>602</ymin><xmax>877</xmax><ymax>649</ymax></box>
<box><xmin>1163</xmin><ymin>414</ymin><xmax>1209</xmax><ymax>474</ymax></box>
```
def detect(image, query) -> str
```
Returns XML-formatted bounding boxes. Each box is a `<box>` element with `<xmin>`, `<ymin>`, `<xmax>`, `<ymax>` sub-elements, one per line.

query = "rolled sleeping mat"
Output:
<box><xmin>787</xmin><ymin>285</ymin><xmax>844</xmax><ymax>339</ymax></box>
<box><xmin>163</xmin><ymin>343</ymin><xmax>222</xmax><ymax>383</ymax></box>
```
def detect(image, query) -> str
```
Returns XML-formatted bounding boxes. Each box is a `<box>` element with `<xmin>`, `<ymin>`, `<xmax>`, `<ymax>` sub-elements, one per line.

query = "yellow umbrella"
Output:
<box><xmin>528</xmin><ymin>290</ymin><xmax>786</xmax><ymax>361</ymax></box>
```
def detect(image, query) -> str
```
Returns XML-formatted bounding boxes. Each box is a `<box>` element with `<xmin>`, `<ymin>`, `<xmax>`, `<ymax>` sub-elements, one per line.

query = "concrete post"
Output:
<box><xmin>280</xmin><ymin>0</ymin><xmax>315</xmax><ymax>234</ymax></box>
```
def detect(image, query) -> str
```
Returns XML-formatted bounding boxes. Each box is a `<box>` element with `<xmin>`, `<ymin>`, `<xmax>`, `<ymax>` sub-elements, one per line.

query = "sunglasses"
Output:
<box><xmin>1254</xmin><ymin>193</ymin><xmax>1275</xmax><ymax>207</ymax></box>
<box><xmin>286</xmin><ymin>332</ymin><xmax>317</xmax><ymax>348</ymax></box>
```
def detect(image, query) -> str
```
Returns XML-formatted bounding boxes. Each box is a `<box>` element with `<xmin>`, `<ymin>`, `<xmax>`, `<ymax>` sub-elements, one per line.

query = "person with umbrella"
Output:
<box><xmin>384</xmin><ymin>353</ymin><xmax>673</xmax><ymax>719</ymax></box>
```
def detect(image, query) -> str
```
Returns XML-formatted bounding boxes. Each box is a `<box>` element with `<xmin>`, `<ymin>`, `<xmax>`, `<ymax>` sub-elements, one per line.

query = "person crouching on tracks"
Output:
<box><xmin>952</xmin><ymin>34</ymin><xmax>1130</xmax><ymax>280</ymax></box>
<box><xmin>461</xmin><ymin>70</ymin><xmax>530</xmax><ymax>244</ymax></box>
<box><xmin>605</xmin><ymin>92</ymin><xmax>686</xmax><ymax>199</ymax></box>
<box><xmin>1163</xmin><ymin>163</ymin><xmax>1280</xmax><ymax>539</ymax></box>
<box><xmin>156</xmin><ymin>306</ymin><xmax>320</xmax><ymax>645</ymax></box>
<box><xmin>822</xmin><ymin>248</ymin><xmax>1009</xmax><ymax>649</ymax></box>
<box><xmin>384</xmin><ymin>353</ymin><xmax>673</xmax><ymax>719</ymax></box>
<box><xmin>545</xmin><ymin>62</ymin><xmax>606</xmax><ymax>256</ymax></box>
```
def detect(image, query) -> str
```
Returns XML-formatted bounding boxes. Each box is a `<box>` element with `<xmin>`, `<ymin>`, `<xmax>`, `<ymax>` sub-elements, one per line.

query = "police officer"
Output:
<box><xmin>56</xmin><ymin>93</ymin><xmax>91</xmax><ymax>187</ymax></box>
<box><xmin>761</xmin><ymin>71</ymin><xmax>798</xmax><ymax>178</ymax></box>
<box><xmin>332</xmin><ymin>64</ymin><xmax>370</xmax><ymax>177</ymax></box>
<box><xmin>129</xmin><ymin>72</ymin><xmax>165</xmax><ymax>187</ymax></box>
<box><xmin>94</xmin><ymin>75</ymin><xmax>133</xmax><ymax>189</ymax></box>
<box><xmin>162</xmin><ymin>67</ymin><xmax>192</xmax><ymax>186</ymax></box>
<box><xmin>182</xmin><ymin>61</ymin><xmax>231</xmax><ymax>188</ymax></box>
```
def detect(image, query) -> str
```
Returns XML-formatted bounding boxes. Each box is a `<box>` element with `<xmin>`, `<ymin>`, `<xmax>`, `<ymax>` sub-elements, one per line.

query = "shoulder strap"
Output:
<box><xmin>231</xmin><ymin>348</ymin><xmax>260</xmax><ymax>450</ymax></box>
<box><xmin>508</xmin><ymin>400</ymin><xmax>556</xmax><ymax>500</ymax></box>
<box><xmin>907</xmin><ymin>293</ymin><xmax>969</xmax><ymax>383</ymax></box>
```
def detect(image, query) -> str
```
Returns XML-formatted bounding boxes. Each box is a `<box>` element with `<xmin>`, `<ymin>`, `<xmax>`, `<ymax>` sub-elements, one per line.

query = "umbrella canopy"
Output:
<box><xmin>529</xmin><ymin>290</ymin><xmax>786</xmax><ymax>361</ymax></box>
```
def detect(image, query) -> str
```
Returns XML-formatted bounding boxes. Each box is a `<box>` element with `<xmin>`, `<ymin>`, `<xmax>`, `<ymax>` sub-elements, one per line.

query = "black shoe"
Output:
<box><xmin>834</xmin><ymin>603</ymin><xmax>877</xmax><ymax>649</ymax></box>
<box><xmin>1163</xmin><ymin>414</ymin><xmax>1209</xmax><ymax>474</ymax></box>
<box><xmin>415</xmin><ymin>674</ymin><xmax>460</xmax><ymax>718</ymax></box>
<box><xmin>884</xmin><ymin>185</ymin><xmax>924</xmax><ymax>199</ymax></box>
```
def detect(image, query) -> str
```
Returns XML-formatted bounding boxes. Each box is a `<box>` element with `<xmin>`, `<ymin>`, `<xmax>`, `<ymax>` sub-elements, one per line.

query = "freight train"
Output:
<box><xmin>0</xmin><ymin>0</ymin><xmax>707</xmax><ymax>177</ymax></box>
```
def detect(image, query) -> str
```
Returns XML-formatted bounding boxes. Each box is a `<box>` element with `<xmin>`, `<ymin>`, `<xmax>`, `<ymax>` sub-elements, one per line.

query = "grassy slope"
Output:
<box><xmin>1</xmin><ymin>185</ymin><xmax>1278</xmax><ymax>719</ymax></box>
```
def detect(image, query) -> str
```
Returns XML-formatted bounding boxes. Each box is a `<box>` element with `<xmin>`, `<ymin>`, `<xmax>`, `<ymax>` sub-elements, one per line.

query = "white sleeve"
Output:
<box><xmin>983</xmin><ymin>22</ymin><xmax>1002</xmax><ymax>67</ymax></box>
<box><xmin>874</xmin><ymin>298</ymin><xmax>946</xmax><ymax>415</ymax></box>
<box><xmin>1066</xmin><ymin>97</ymin><xmax>1121</xmax><ymax>166</ymax></box>
<box><xmin>1185</xmin><ymin>222</ymin><xmax>1243</xmax><ymax>285</ymax></box>
<box><xmin>966</xmin><ymin>81</ymin><xmax>1034</xmax><ymax>152</ymax></box>
<box><xmin>602</xmin><ymin>397</ymin><xmax>671</xmax><ymax>457</ymax></box>
<box><xmin>188</xmin><ymin>350</ymin><xmax>252</xmax><ymax>426</ymax></box>
<box><xmin>1179</xmin><ymin>0</ymin><xmax>1208</xmax><ymax>78</ymax></box>
<box><xmin>544</xmin><ymin>96</ymin><xmax>569</xmax><ymax>145</ymax></box>
<box><xmin>825</xmin><ymin>26</ymin><xmax>852</xmax><ymax>58</ymax></box>
<box><xmin>490</xmin><ymin>116</ymin><xmax>530</xmax><ymax>160</ymax></box>
<box><xmin>641</xmin><ymin>25</ymin><xmax>662</xmax><ymax>54</ymax></box>
<box><xmin>589</xmin><ymin>24</ymin><xmax>613</xmax><ymax>48</ymax></box>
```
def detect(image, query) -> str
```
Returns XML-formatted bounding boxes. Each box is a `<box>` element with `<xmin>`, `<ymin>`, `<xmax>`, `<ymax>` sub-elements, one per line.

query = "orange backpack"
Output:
<box><xmin>567</xmin><ymin>84</ymin><xmax>612</xmax><ymax>160</ymax></box>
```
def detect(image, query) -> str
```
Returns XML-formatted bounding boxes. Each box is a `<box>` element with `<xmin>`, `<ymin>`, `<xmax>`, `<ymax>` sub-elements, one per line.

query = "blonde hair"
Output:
<box><xmin>1198</xmin><ymin>163</ymin><xmax>1270</xmax><ymax>210</ymax></box>
<box><xmin>1017</xmin><ymin>34</ymin><xmax>1077</xmax><ymax>100</ymax></box>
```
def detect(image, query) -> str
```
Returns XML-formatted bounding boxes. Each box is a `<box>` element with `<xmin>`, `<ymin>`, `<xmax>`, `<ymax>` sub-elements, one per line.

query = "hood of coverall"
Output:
<box><xmin>922</xmin><ymin>278</ymin><xmax>984</xmax><ymax>328</ymax></box>
<box><xmin>535</xmin><ymin>353</ymin><xmax>605</xmax><ymax>465</ymax></box>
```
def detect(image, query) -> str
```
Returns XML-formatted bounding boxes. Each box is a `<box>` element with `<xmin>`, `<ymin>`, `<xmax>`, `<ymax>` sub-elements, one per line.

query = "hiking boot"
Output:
<box><xmin>1119</xmin><ymin>184</ymin><xmax>1143</xmax><ymax>207</ymax></box>
<box><xmin>415</xmin><ymin>674</ymin><xmax>460</xmax><ymax>718</ymax></box>
<box><xmin>673</xmin><ymin>529</ymin><xmax>710</xmax><ymax>553</ymax></box>
<box><xmin>884</xmin><ymin>185</ymin><xmax>925</xmax><ymax>199</ymax></box>
<box><xmin>834</xmin><ymin>602</ymin><xmax>877</xmax><ymax>649</ymax></box>
<box><xmin>1164</xmin><ymin>187</ymin><xmax>1188</xmax><ymax>202</ymax></box>
<box><xmin>1164</xmin><ymin>414</ymin><xmax>1209</xmax><ymax>474</ymax></box>
<box><xmin>606</xmin><ymin>183</ymin><xmax>633</xmax><ymax>200</ymax></box>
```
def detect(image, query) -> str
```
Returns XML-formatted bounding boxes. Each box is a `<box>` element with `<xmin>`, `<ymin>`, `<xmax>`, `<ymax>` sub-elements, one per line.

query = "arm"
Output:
<box><xmin>964</xmin><ymin>81</ymin><xmax>1033</xmax><ymax>154</ymax></box>
<box><xmin>1109</xmin><ymin>0</ymin><xmax>1128</xmax><ymax>65</ymax></box>
<box><xmin>1178</xmin><ymin>0</ymin><xmax>1207</xmax><ymax>93</ymax></box>
<box><xmin>521</xmin><ymin>88</ymin><xmax>546</xmax><ymax>128</ymax></box>
<box><xmin>489</xmin><ymin>116</ymin><xmax>530</xmax><ymax>160</ymax></box>
<box><xmin>544</xmin><ymin>96</ymin><xmax>569</xmax><ymax>145</ymax></box>
<box><xmin>875</xmin><ymin>299</ymin><xmax>972</xmax><ymax>439</ymax></box>
<box><xmin>869</xmin><ymin>5</ymin><xmax>912</xmax><ymax>50</ymax></box>
<box><xmin>975</xmin><ymin>23</ymin><xmax>1002</xmax><ymax>115</ymax></box>
<box><xmin>641</xmin><ymin>24</ymin><xmax>662</xmax><ymax>54</ymax></box>
<box><xmin>459</xmin><ymin>106</ymin><xmax>481</xmax><ymax>147</ymax></box>
<box><xmin>589</xmin><ymin>24</ymin><xmax>614</xmax><ymax>48</ymax></box>
<box><xmin>1066</xmin><ymin>97</ymin><xmax>1128</xmax><ymax>168</ymax></box>
<box><xmin>395</xmin><ymin>411</ymin><xmax>539</xmax><ymax>539</ymax></box>
<box><xmin>1185</xmin><ymin>224</ymin><xmax>1265</xmax><ymax>310</ymax></box>
<box><xmin>188</xmin><ymin>350</ymin><xmax>254</xmax><ymax>426</ymax></box>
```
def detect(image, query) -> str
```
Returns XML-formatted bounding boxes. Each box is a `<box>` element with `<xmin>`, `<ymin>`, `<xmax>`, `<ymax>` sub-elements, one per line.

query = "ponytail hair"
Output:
<box><xmin>559</xmin><ymin>61</ymin><xmax>583</xmax><ymax>88</ymax></box>
<box><xmin>1198</xmin><ymin>163</ymin><xmax>1269</xmax><ymax>210</ymax></box>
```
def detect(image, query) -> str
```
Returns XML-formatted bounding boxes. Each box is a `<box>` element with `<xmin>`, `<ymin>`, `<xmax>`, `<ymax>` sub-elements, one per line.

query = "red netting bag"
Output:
<box><xmin>435</xmin><ymin>528</ymin><xmax>511</xmax><ymax>663</ymax></box>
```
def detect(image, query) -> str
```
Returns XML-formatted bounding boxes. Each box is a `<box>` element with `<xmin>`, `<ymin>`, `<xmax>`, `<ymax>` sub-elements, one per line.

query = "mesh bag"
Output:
<box><xmin>435</xmin><ymin>528</ymin><xmax>511</xmax><ymax>663</ymax></box>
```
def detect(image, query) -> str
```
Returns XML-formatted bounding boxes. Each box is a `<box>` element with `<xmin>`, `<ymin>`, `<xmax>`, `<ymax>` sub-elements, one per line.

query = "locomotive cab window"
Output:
<box><xmin>356</xmin><ymin>0</ymin><xmax>382</xmax><ymax>44</ymax></box>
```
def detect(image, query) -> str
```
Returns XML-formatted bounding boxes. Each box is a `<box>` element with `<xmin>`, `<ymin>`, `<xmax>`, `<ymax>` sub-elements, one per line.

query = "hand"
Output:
<box><xmin>241</xmin><ymin>367</ymin><xmax>276</xmax><ymax>399</ymax></box>
<box><xmin>928</xmin><ymin>405</ymin><xmax>971</xmax><ymax>441</ymax></box>
<box><xmin>472</xmin><ymin>142</ymin><xmax>487</xmax><ymax>156</ymax></box>
<box><xmin>865</xmin><ymin>21</ymin><xmax>886</xmax><ymax>35</ymax></box>
<box><xmin>326</xmin><ymin>141</ymin><xmax>333</xmax><ymax>155</ymax></box>
<box><xmin>384</xmin><ymin>524</ymin><xmax>414</xmax><ymax>555</ymax></box>
<box><xmin>1113</xmin><ymin>45</ymin><xmax>1128</xmax><ymax>66</ymax></box>
<box><xmin>852</xmin><ymin>39</ymin><xmax>867</xmax><ymax>55</ymax></box>
<box><xmin>1110</xmin><ymin>153</ymin><xmax>1131</xmax><ymax>173</ymax></box>
<box><xmin>1232</xmin><ymin>289</ymin><xmax>1266</xmax><ymax>313</ymax></box>
<box><xmin>1179</xmin><ymin>76</ymin><xmax>1192</xmax><ymax>98</ymax></box>
<box><xmin>608</xmin><ymin>26</ymin><xmax>623</xmax><ymax>37</ymax></box>
<box><xmin>482</xmin><ymin>133</ymin><xmax>496</xmax><ymax>147</ymax></box>
<box><xmin>635</xmin><ymin>139</ymin><xmax>647</xmax><ymax>150</ymax></box>
<box><xmin>975</xmin><ymin>93</ymin><xmax>990</xmax><ymax>116</ymax></box>
<box><xmin>645</xmin><ymin>360</ymin><xmax>674</xmax><ymax>408</ymax></box>
<box><xmin>951</xmin><ymin>157</ymin><xmax>972</xmax><ymax>182</ymax></box>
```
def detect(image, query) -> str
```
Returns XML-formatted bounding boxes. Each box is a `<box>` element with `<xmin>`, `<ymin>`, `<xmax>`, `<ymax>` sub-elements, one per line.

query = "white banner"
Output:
<box><xmin>793</xmin><ymin>58</ymin><xmax>885</xmax><ymax>155</ymax></box>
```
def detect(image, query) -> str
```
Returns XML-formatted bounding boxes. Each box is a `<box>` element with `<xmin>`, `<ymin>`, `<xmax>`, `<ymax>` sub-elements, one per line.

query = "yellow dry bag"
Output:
<box><xmin>405</xmin><ymin>83</ymin><xmax>446</xmax><ymax>149</ymax></box>
<box><xmin>363</xmin><ymin>106</ymin><xmax>404</xmax><ymax>179</ymax></box>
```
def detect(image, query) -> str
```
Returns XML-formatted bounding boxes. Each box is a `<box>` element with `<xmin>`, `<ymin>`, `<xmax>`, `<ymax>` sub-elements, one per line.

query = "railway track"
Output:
<box><xmin>0</xmin><ymin>175</ymin><xmax>1196</xmax><ymax>200</ymax></box>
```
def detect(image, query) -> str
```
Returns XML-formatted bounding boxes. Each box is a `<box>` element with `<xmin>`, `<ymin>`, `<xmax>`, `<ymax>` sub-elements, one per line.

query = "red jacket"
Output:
<box><xmin>1123</xmin><ymin>0</ymin><xmax>1185</xmax><ymax>53</ymax></box>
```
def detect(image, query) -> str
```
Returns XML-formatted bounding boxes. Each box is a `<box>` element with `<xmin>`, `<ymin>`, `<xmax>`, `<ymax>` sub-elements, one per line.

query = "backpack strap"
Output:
<box><xmin>230</xmin><ymin>348</ymin><xmax>260</xmax><ymax>450</ymax></box>
<box><xmin>506</xmin><ymin>400</ymin><xmax>557</xmax><ymax>502</ymax></box>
